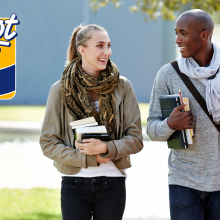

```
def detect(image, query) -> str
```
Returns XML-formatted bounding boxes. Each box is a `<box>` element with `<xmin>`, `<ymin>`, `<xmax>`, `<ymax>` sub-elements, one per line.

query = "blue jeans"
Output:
<box><xmin>169</xmin><ymin>185</ymin><xmax>220</xmax><ymax>220</ymax></box>
<box><xmin>61</xmin><ymin>176</ymin><xmax>126</xmax><ymax>220</ymax></box>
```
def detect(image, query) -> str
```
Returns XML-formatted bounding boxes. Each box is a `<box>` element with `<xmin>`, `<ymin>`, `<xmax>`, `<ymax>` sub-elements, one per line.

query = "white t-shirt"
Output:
<box><xmin>62</xmin><ymin>101</ymin><xmax>126</xmax><ymax>177</ymax></box>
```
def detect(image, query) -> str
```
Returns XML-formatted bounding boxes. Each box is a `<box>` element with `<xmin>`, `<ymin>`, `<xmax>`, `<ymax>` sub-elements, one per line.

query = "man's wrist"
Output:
<box><xmin>167</xmin><ymin>117</ymin><xmax>174</xmax><ymax>130</ymax></box>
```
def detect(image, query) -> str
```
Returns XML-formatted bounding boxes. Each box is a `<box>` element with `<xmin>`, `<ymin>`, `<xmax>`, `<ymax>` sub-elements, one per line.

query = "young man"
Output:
<box><xmin>147</xmin><ymin>9</ymin><xmax>220</xmax><ymax>220</ymax></box>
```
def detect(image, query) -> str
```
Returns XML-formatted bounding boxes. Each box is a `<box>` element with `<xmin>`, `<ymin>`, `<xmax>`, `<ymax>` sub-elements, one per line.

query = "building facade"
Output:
<box><xmin>0</xmin><ymin>0</ymin><xmax>175</xmax><ymax>104</ymax></box>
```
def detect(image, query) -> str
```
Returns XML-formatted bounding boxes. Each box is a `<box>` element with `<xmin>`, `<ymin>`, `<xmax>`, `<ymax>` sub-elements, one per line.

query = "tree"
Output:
<box><xmin>89</xmin><ymin>0</ymin><xmax>220</xmax><ymax>21</ymax></box>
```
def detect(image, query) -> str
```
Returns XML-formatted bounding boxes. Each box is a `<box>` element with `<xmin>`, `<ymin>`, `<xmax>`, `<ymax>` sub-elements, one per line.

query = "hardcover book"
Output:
<box><xmin>69</xmin><ymin>117</ymin><xmax>112</xmax><ymax>149</ymax></box>
<box><xmin>69</xmin><ymin>116</ymin><xmax>98</xmax><ymax>129</ymax></box>
<box><xmin>159</xmin><ymin>94</ymin><xmax>193</xmax><ymax>149</ymax></box>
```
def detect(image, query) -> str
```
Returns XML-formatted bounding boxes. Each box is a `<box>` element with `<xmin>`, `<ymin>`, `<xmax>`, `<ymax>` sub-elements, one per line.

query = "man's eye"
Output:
<box><xmin>182</xmin><ymin>32</ymin><xmax>186</xmax><ymax>35</ymax></box>
<box><xmin>108</xmin><ymin>45</ymin><xmax>111</xmax><ymax>48</ymax></box>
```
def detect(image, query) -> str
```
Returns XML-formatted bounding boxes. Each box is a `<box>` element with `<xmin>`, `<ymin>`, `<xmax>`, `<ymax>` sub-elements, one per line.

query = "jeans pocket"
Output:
<box><xmin>62</xmin><ymin>178</ymin><xmax>78</xmax><ymax>189</ymax></box>
<box><xmin>106</xmin><ymin>178</ymin><xmax>126</xmax><ymax>189</ymax></box>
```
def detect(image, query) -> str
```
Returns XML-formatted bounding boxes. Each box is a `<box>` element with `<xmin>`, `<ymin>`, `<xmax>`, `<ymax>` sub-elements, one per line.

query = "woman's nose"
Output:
<box><xmin>104</xmin><ymin>47</ymin><xmax>111</xmax><ymax>57</ymax></box>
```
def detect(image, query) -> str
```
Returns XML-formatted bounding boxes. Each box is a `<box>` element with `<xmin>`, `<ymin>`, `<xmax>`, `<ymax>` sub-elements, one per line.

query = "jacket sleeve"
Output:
<box><xmin>39</xmin><ymin>83</ymin><xmax>98</xmax><ymax>168</ymax></box>
<box><xmin>147</xmin><ymin>65</ymin><xmax>175</xmax><ymax>141</ymax></box>
<box><xmin>102</xmin><ymin>78</ymin><xmax>143</xmax><ymax>160</ymax></box>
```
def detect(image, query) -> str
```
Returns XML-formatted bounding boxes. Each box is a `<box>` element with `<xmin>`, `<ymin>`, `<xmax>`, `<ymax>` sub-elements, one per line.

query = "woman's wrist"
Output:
<box><xmin>102</xmin><ymin>142</ymin><xmax>108</xmax><ymax>153</ymax></box>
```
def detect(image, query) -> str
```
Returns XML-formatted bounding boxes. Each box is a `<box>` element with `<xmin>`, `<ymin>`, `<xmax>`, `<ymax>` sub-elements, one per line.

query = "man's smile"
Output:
<box><xmin>178</xmin><ymin>46</ymin><xmax>186</xmax><ymax>52</ymax></box>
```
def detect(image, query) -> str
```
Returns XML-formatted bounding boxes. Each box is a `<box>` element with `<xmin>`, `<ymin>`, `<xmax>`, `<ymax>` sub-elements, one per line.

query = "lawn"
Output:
<box><xmin>139</xmin><ymin>103</ymin><xmax>149</xmax><ymax>126</ymax></box>
<box><xmin>0</xmin><ymin>104</ymin><xmax>149</xmax><ymax>126</ymax></box>
<box><xmin>0</xmin><ymin>188</ymin><xmax>61</xmax><ymax>220</ymax></box>
<box><xmin>0</xmin><ymin>106</ymin><xmax>46</xmax><ymax>122</ymax></box>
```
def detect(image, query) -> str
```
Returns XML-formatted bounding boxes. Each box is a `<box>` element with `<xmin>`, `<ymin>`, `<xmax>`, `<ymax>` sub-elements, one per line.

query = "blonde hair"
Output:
<box><xmin>65</xmin><ymin>24</ymin><xmax>106</xmax><ymax>65</ymax></box>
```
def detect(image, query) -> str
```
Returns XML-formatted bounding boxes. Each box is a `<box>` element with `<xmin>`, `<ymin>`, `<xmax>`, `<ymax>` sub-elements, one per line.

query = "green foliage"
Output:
<box><xmin>89</xmin><ymin>0</ymin><xmax>124</xmax><ymax>12</ymax></box>
<box><xmin>90</xmin><ymin>0</ymin><xmax>220</xmax><ymax>21</ymax></box>
<box><xmin>0</xmin><ymin>188</ymin><xmax>61</xmax><ymax>220</ymax></box>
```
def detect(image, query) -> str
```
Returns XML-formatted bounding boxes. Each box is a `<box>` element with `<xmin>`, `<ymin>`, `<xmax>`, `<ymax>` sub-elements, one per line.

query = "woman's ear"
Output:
<box><xmin>78</xmin><ymin>46</ymin><xmax>85</xmax><ymax>57</ymax></box>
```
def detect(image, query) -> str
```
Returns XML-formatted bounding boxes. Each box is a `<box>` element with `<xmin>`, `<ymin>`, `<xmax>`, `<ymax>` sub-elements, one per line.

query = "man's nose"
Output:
<box><xmin>175</xmin><ymin>34</ymin><xmax>181</xmax><ymax>44</ymax></box>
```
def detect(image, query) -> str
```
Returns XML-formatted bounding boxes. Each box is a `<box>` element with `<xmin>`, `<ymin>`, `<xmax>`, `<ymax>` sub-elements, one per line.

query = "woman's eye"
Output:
<box><xmin>98</xmin><ymin>45</ymin><xmax>102</xmax><ymax>48</ymax></box>
<box><xmin>108</xmin><ymin>45</ymin><xmax>111</xmax><ymax>48</ymax></box>
<box><xmin>182</xmin><ymin>32</ymin><xmax>186</xmax><ymax>35</ymax></box>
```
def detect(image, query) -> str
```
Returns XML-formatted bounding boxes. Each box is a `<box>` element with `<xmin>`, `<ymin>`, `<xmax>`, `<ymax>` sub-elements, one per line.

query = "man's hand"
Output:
<box><xmin>75</xmin><ymin>138</ymin><xmax>108</xmax><ymax>155</ymax></box>
<box><xmin>96</xmin><ymin>154</ymin><xmax>110</xmax><ymax>164</ymax></box>
<box><xmin>167</xmin><ymin>103</ymin><xmax>194</xmax><ymax>130</ymax></box>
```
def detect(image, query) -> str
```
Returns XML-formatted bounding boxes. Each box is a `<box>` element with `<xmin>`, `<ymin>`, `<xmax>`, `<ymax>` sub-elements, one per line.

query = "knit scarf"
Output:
<box><xmin>61</xmin><ymin>58</ymin><xmax>125</xmax><ymax>175</ymax></box>
<box><xmin>177</xmin><ymin>43</ymin><xmax>220</xmax><ymax>123</ymax></box>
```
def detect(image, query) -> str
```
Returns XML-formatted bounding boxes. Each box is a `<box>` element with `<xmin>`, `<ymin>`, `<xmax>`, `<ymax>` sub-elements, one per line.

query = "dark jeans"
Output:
<box><xmin>61</xmin><ymin>176</ymin><xmax>126</xmax><ymax>220</ymax></box>
<box><xmin>169</xmin><ymin>185</ymin><xmax>220</xmax><ymax>220</ymax></box>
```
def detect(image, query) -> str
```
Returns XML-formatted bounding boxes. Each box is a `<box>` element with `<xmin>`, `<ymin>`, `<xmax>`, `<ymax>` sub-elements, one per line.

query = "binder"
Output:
<box><xmin>159</xmin><ymin>94</ymin><xmax>188</xmax><ymax>149</ymax></box>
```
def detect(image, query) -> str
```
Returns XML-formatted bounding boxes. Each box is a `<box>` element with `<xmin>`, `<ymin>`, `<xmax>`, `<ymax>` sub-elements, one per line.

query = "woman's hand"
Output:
<box><xmin>96</xmin><ymin>154</ymin><xmax>110</xmax><ymax>163</ymax></box>
<box><xmin>75</xmin><ymin>138</ymin><xmax>108</xmax><ymax>155</ymax></box>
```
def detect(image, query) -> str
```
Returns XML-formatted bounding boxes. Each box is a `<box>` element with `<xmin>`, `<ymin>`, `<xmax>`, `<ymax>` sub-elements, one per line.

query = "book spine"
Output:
<box><xmin>183</xmin><ymin>97</ymin><xmax>193</xmax><ymax>144</ymax></box>
<box><xmin>176</xmin><ymin>97</ymin><xmax>188</xmax><ymax>149</ymax></box>
<box><xmin>69</xmin><ymin>124</ymin><xmax>77</xmax><ymax>149</ymax></box>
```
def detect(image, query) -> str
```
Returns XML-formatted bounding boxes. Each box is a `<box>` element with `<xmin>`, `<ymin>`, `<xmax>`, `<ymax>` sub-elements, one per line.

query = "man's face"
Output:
<box><xmin>175</xmin><ymin>16</ymin><xmax>203</xmax><ymax>58</ymax></box>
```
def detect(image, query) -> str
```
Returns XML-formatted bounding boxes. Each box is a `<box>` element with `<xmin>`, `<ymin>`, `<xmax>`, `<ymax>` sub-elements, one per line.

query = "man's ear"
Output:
<box><xmin>201</xmin><ymin>30</ymin><xmax>210</xmax><ymax>41</ymax></box>
<box><xmin>78</xmin><ymin>46</ymin><xmax>85</xmax><ymax>56</ymax></box>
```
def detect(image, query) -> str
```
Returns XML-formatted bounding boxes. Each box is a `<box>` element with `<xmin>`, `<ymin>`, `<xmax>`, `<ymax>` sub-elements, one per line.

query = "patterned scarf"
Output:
<box><xmin>61</xmin><ymin>58</ymin><xmax>125</xmax><ymax>175</ymax></box>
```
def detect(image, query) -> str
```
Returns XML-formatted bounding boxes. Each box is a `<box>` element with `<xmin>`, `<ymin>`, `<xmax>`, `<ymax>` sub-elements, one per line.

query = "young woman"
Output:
<box><xmin>40</xmin><ymin>24</ymin><xmax>143</xmax><ymax>220</ymax></box>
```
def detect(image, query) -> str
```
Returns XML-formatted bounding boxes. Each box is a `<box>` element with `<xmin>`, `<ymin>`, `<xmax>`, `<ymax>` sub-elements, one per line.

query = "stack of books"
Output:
<box><xmin>159</xmin><ymin>94</ymin><xmax>194</xmax><ymax>149</ymax></box>
<box><xmin>69</xmin><ymin>117</ymin><xmax>112</xmax><ymax>146</ymax></box>
<box><xmin>182</xmin><ymin>97</ymin><xmax>194</xmax><ymax>145</ymax></box>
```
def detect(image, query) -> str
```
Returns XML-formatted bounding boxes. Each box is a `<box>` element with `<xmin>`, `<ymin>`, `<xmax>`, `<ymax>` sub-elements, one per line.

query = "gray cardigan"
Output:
<box><xmin>147</xmin><ymin>63</ymin><xmax>220</xmax><ymax>192</ymax></box>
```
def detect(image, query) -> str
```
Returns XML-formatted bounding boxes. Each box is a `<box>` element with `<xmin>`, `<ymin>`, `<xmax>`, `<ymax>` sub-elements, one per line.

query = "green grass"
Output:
<box><xmin>0</xmin><ymin>106</ymin><xmax>46</xmax><ymax>121</ymax></box>
<box><xmin>139</xmin><ymin>103</ymin><xmax>149</xmax><ymax>126</ymax></box>
<box><xmin>0</xmin><ymin>188</ymin><xmax>61</xmax><ymax>220</ymax></box>
<box><xmin>0</xmin><ymin>103</ymin><xmax>149</xmax><ymax>125</ymax></box>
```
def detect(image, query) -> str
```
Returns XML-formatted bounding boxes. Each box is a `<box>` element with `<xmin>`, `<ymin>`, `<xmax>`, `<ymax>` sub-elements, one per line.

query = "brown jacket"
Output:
<box><xmin>40</xmin><ymin>76</ymin><xmax>143</xmax><ymax>175</ymax></box>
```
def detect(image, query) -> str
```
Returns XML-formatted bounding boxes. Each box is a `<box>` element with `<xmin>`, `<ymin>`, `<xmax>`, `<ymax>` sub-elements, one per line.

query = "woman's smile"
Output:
<box><xmin>98</xmin><ymin>58</ymin><xmax>108</xmax><ymax>64</ymax></box>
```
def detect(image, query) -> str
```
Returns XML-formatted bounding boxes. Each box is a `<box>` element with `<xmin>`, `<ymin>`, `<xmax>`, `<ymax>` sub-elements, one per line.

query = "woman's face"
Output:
<box><xmin>79</xmin><ymin>31</ymin><xmax>112</xmax><ymax>76</ymax></box>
